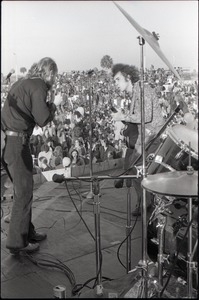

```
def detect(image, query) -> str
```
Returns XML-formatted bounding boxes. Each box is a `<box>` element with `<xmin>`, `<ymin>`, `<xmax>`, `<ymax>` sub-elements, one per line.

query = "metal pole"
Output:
<box><xmin>93</xmin><ymin>179</ymin><xmax>103</xmax><ymax>296</ymax></box>
<box><xmin>138</xmin><ymin>35</ymin><xmax>148</xmax><ymax>298</ymax></box>
<box><xmin>157</xmin><ymin>215</ymin><xmax>166</xmax><ymax>297</ymax></box>
<box><xmin>88</xmin><ymin>76</ymin><xmax>94</xmax><ymax>198</ymax></box>
<box><xmin>83</xmin><ymin>72</ymin><xmax>94</xmax><ymax>199</ymax></box>
<box><xmin>187</xmin><ymin>197</ymin><xmax>193</xmax><ymax>298</ymax></box>
<box><xmin>126</xmin><ymin>187</ymin><xmax>132</xmax><ymax>272</ymax></box>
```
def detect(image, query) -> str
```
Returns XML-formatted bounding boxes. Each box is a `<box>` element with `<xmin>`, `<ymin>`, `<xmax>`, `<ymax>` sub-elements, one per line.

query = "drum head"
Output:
<box><xmin>169</xmin><ymin>124</ymin><xmax>198</xmax><ymax>155</ymax></box>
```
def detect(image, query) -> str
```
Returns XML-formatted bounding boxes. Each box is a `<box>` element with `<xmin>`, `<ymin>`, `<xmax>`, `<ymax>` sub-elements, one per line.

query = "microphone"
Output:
<box><xmin>52</xmin><ymin>174</ymin><xmax>65</xmax><ymax>183</ymax></box>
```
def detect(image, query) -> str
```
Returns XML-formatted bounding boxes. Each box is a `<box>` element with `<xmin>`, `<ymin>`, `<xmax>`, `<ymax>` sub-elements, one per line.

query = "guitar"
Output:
<box><xmin>111</xmin><ymin>107</ymin><xmax>138</xmax><ymax>149</ymax></box>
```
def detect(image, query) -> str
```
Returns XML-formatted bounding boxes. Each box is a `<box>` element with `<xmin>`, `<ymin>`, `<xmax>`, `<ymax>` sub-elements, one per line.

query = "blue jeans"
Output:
<box><xmin>2</xmin><ymin>135</ymin><xmax>35</xmax><ymax>249</ymax></box>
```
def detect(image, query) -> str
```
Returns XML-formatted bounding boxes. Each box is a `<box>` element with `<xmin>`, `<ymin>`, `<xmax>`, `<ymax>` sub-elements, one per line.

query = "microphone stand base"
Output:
<box><xmin>82</xmin><ymin>191</ymin><xmax>102</xmax><ymax>200</ymax></box>
<box><xmin>82</xmin><ymin>191</ymin><xmax>95</xmax><ymax>199</ymax></box>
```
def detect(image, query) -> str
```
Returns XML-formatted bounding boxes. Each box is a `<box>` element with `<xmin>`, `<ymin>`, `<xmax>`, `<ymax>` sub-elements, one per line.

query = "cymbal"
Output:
<box><xmin>113</xmin><ymin>1</ymin><xmax>181</xmax><ymax>81</ymax></box>
<box><xmin>142</xmin><ymin>171</ymin><xmax>198</xmax><ymax>197</ymax></box>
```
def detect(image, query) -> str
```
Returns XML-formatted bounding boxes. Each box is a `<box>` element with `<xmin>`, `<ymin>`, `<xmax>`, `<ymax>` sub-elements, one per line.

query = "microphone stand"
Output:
<box><xmin>57</xmin><ymin>174</ymin><xmax>139</xmax><ymax>298</ymax></box>
<box><xmin>82</xmin><ymin>71</ymin><xmax>95</xmax><ymax>199</ymax></box>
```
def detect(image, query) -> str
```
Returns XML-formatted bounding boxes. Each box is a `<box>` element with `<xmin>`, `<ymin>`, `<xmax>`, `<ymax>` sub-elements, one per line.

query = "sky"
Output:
<box><xmin>1</xmin><ymin>1</ymin><xmax>198</xmax><ymax>76</ymax></box>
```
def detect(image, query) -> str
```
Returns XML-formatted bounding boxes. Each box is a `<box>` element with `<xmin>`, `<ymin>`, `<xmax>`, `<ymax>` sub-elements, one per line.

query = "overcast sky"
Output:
<box><xmin>1</xmin><ymin>1</ymin><xmax>198</xmax><ymax>75</ymax></box>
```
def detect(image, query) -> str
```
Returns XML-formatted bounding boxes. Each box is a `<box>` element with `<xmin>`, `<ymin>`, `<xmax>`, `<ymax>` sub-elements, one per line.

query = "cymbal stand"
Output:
<box><xmin>136</xmin><ymin>36</ymin><xmax>149</xmax><ymax>298</ymax></box>
<box><xmin>126</xmin><ymin>184</ymin><xmax>132</xmax><ymax>272</ymax></box>
<box><xmin>187</xmin><ymin>196</ymin><xmax>194</xmax><ymax>298</ymax></box>
<box><xmin>156</xmin><ymin>214</ymin><xmax>166</xmax><ymax>297</ymax></box>
<box><xmin>187</xmin><ymin>143</ymin><xmax>195</xmax><ymax>298</ymax></box>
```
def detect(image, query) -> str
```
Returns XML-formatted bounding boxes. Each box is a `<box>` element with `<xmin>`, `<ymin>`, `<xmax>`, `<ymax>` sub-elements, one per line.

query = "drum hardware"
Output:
<box><xmin>175</xmin><ymin>148</ymin><xmax>185</xmax><ymax>160</ymax></box>
<box><xmin>156</xmin><ymin>214</ymin><xmax>166</xmax><ymax>296</ymax></box>
<box><xmin>186</xmin><ymin>143</ymin><xmax>196</xmax><ymax>299</ymax></box>
<box><xmin>143</xmin><ymin>143</ymin><xmax>198</xmax><ymax>298</ymax></box>
<box><xmin>146</xmin><ymin>124</ymin><xmax>198</xmax><ymax>175</ymax></box>
<box><xmin>154</xmin><ymin>155</ymin><xmax>176</xmax><ymax>172</ymax></box>
<box><xmin>149</xmin><ymin>195</ymin><xmax>174</xmax><ymax>225</ymax></box>
<box><xmin>146</xmin><ymin>153</ymin><xmax>155</xmax><ymax>163</ymax></box>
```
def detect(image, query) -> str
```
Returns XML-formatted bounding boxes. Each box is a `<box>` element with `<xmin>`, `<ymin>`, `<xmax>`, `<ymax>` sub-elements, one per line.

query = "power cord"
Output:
<box><xmin>25</xmin><ymin>252</ymin><xmax>76</xmax><ymax>295</ymax></box>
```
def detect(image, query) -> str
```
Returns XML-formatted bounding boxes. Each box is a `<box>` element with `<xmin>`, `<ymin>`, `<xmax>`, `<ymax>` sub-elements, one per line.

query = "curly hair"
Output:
<box><xmin>26</xmin><ymin>57</ymin><xmax>58</xmax><ymax>84</ymax></box>
<box><xmin>112</xmin><ymin>63</ymin><xmax>140</xmax><ymax>84</ymax></box>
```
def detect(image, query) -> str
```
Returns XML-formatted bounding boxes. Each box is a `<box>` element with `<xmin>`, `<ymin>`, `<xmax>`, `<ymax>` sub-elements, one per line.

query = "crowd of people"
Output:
<box><xmin>1</xmin><ymin>57</ymin><xmax>198</xmax><ymax>255</ymax></box>
<box><xmin>1</xmin><ymin>66</ymin><xmax>198</xmax><ymax>175</ymax></box>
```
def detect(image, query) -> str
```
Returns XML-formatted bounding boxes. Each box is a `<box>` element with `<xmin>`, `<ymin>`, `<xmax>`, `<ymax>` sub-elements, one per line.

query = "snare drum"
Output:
<box><xmin>147</xmin><ymin>124</ymin><xmax>198</xmax><ymax>174</ymax></box>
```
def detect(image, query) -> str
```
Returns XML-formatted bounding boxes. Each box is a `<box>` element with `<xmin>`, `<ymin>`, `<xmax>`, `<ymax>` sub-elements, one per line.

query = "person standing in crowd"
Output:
<box><xmin>1</xmin><ymin>57</ymin><xmax>61</xmax><ymax>254</ymax></box>
<box><xmin>112</xmin><ymin>63</ymin><xmax>165</xmax><ymax>216</ymax></box>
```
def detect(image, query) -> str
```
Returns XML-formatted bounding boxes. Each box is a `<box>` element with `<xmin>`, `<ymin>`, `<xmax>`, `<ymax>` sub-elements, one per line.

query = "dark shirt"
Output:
<box><xmin>98</xmin><ymin>145</ymin><xmax>117</xmax><ymax>162</ymax></box>
<box><xmin>1</xmin><ymin>77</ymin><xmax>55</xmax><ymax>135</ymax></box>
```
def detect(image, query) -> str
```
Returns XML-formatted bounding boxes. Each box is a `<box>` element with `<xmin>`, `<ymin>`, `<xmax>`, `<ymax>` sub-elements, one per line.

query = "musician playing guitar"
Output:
<box><xmin>111</xmin><ymin>64</ymin><xmax>165</xmax><ymax>215</ymax></box>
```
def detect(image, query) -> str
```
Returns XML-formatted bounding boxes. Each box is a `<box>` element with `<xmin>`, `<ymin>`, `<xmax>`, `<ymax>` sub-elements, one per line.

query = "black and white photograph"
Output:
<box><xmin>1</xmin><ymin>1</ymin><xmax>198</xmax><ymax>298</ymax></box>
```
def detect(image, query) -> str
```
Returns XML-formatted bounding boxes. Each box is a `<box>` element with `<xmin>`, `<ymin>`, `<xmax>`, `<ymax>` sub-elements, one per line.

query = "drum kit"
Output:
<box><xmin>139</xmin><ymin>123</ymin><xmax>198</xmax><ymax>298</ymax></box>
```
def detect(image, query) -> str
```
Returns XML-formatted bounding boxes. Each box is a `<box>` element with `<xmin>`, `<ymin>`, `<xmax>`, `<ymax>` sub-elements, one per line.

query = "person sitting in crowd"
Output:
<box><xmin>91</xmin><ymin>138</ymin><xmax>101</xmax><ymax>163</ymax></box>
<box><xmin>69</xmin><ymin>138</ymin><xmax>86</xmax><ymax>158</ymax></box>
<box><xmin>50</xmin><ymin>145</ymin><xmax>63</xmax><ymax>169</ymax></box>
<box><xmin>38</xmin><ymin>143</ymin><xmax>53</xmax><ymax>170</ymax></box>
<box><xmin>70</xmin><ymin>149</ymin><xmax>85</xmax><ymax>167</ymax></box>
<box><xmin>97</xmin><ymin>137</ymin><xmax>117</xmax><ymax>162</ymax></box>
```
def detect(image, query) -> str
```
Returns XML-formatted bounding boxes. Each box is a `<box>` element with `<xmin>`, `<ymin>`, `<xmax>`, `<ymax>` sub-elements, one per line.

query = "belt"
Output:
<box><xmin>5</xmin><ymin>130</ymin><xmax>26</xmax><ymax>137</ymax></box>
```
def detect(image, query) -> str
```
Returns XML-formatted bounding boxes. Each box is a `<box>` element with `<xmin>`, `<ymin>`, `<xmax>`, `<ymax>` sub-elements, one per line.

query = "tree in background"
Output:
<box><xmin>20</xmin><ymin>67</ymin><xmax>27</xmax><ymax>74</ymax></box>
<box><xmin>100</xmin><ymin>55</ymin><xmax>113</xmax><ymax>70</ymax></box>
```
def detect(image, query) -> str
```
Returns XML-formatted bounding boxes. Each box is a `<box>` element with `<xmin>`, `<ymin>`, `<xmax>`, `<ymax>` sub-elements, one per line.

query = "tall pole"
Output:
<box><xmin>83</xmin><ymin>71</ymin><xmax>94</xmax><ymax>199</ymax></box>
<box><xmin>138</xmin><ymin>36</ymin><xmax>148</xmax><ymax>298</ymax></box>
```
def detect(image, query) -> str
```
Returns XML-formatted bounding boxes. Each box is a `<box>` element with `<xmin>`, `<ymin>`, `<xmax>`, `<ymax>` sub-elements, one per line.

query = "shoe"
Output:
<box><xmin>114</xmin><ymin>178</ymin><xmax>124</xmax><ymax>188</ymax></box>
<box><xmin>29</xmin><ymin>232</ymin><xmax>47</xmax><ymax>243</ymax></box>
<box><xmin>10</xmin><ymin>242</ymin><xmax>40</xmax><ymax>255</ymax></box>
<box><xmin>131</xmin><ymin>204</ymin><xmax>152</xmax><ymax>216</ymax></box>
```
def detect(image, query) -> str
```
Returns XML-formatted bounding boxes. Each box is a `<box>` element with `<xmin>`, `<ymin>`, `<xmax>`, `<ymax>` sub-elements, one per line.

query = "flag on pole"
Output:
<box><xmin>113</xmin><ymin>1</ymin><xmax>181</xmax><ymax>81</ymax></box>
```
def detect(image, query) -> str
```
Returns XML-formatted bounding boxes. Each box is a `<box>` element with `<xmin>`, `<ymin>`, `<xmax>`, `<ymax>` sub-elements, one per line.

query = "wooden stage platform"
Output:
<box><xmin>1</xmin><ymin>166</ymin><xmax>197</xmax><ymax>298</ymax></box>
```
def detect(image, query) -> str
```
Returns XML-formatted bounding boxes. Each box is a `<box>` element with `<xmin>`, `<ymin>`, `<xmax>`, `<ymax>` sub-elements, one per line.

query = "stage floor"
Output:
<box><xmin>1</xmin><ymin>168</ymin><xmax>197</xmax><ymax>298</ymax></box>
